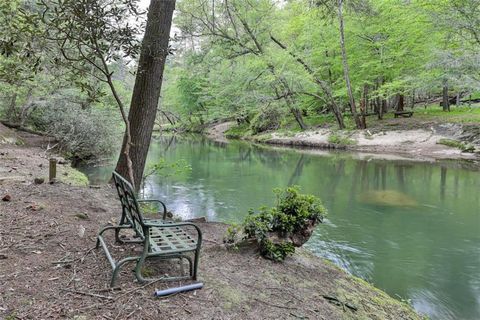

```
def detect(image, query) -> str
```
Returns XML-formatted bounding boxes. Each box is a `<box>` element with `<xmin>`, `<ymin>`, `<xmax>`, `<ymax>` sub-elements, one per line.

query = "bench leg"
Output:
<box><xmin>193</xmin><ymin>249</ymin><xmax>200</xmax><ymax>280</ymax></box>
<box><xmin>111</xmin><ymin>256</ymin><xmax>139</xmax><ymax>287</ymax></box>
<box><xmin>134</xmin><ymin>240</ymin><xmax>150</xmax><ymax>283</ymax></box>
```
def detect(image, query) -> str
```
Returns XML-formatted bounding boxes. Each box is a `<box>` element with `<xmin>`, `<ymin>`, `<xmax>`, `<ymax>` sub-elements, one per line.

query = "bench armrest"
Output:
<box><xmin>144</xmin><ymin>222</ymin><xmax>203</xmax><ymax>245</ymax></box>
<box><xmin>138</xmin><ymin>199</ymin><xmax>168</xmax><ymax>220</ymax></box>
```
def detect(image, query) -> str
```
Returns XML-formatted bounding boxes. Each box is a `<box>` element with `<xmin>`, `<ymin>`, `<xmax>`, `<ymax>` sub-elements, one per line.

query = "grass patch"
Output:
<box><xmin>414</xmin><ymin>104</ymin><xmax>480</xmax><ymax>123</ymax></box>
<box><xmin>437</xmin><ymin>139</ymin><xmax>475</xmax><ymax>152</ymax></box>
<box><xmin>253</xmin><ymin>133</ymin><xmax>273</xmax><ymax>142</ymax></box>
<box><xmin>328</xmin><ymin>133</ymin><xmax>356</xmax><ymax>146</ymax></box>
<box><xmin>59</xmin><ymin>166</ymin><xmax>89</xmax><ymax>186</ymax></box>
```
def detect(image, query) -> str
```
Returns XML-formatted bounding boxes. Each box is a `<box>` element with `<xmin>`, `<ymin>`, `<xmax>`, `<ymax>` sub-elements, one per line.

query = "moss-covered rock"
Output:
<box><xmin>58</xmin><ymin>166</ymin><xmax>89</xmax><ymax>186</ymax></box>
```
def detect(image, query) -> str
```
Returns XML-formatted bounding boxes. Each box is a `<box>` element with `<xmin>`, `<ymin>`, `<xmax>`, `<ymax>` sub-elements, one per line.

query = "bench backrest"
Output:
<box><xmin>112</xmin><ymin>171</ymin><xmax>145</xmax><ymax>238</ymax></box>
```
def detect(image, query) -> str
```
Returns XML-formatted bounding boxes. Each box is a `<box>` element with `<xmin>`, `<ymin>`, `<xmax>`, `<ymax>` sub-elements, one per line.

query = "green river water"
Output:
<box><xmin>82</xmin><ymin>135</ymin><xmax>480</xmax><ymax>320</ymax></box>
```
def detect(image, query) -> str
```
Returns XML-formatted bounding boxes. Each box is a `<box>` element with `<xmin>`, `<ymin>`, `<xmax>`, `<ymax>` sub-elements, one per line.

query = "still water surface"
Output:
<box><xmin>83</xmin><ymin>135</ymin><xmax>480</xmax><ymax>320</ymax></box>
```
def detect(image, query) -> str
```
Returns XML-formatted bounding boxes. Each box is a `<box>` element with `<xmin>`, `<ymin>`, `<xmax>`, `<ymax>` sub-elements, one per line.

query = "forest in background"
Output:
<box><xmin>1</xmin><ymin>0</ymin><xmax>480</xmax><ymax>162</ymax></box>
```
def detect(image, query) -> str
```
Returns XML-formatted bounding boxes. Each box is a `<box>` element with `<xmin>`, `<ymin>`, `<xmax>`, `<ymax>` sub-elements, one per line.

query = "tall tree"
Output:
<box><xmin>115</xmin><ymin>0</ymin><xmax>176</xmax><ymax>190</ymax></box>
<box><xmin>177</xmin><ymin>0</ymin><xmax>309</xmax><ymax>131</ymax></box>
<box><xmin>337</xmin><ymin>0</ymin><xmax>365</xmax><ymax>129</ymax></box>
<box><xmin>40</xmin><ymin>0</ymin><xmax>143</xmax><ymax>184</ymax></box>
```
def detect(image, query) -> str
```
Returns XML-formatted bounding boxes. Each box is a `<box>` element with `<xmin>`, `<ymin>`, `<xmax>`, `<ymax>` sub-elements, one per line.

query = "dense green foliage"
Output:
<box><xmin>1</xmin><ymin>0</ymin><xmax>480</xmax><ymax>158</ymax></box>
<box><xmin>0</xmin><ymin>0</ymin><xmax>139</xmax><ymax>160</ymax></box>
<box><xmin>160</xmin><ymin>0</ymin><xmax>480</xmax><ymax>131</ymax></box>
<box><xmin>242</xmin><ymin>186</ymin><xmax>326</xmax><ymax>261</ymax></box>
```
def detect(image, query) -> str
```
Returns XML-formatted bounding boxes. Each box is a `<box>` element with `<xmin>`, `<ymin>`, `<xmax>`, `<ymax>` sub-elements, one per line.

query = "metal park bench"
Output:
<box><xmin>96</xmin><ymin>171</ymin><xmax>202</xmax><ymax>287</ymax></box>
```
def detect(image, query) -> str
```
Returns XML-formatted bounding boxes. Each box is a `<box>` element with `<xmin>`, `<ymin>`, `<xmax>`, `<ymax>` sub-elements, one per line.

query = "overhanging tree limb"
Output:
<box><xmin>270</xmin><ymin>35</ymin><xmax>345</xmax><ymax>129</ymax></box>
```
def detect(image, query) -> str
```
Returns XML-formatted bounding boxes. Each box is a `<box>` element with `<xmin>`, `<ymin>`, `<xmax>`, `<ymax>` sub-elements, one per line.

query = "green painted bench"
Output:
<box><xmin>96</xmin><ymin>171</ymin><xmax>202</xmax><ymax>287</ymax></box>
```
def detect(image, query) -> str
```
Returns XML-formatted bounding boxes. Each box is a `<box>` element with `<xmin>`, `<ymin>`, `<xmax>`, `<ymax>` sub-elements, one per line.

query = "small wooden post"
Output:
<box><xmin>49</xmin><ymin>158</ymin><xmax>57</xmax><ymax>183</ymax></box>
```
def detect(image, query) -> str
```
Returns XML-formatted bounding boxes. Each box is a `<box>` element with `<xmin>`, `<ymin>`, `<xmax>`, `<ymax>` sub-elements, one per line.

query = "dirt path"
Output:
<box><xmin>1</xmin><ymin>126</ymin><xmax>421</xmax><ymax>319</ymax></box>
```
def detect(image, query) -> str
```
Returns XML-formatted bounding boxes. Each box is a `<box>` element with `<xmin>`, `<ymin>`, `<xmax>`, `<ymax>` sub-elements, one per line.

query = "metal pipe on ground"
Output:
<box><xmin>154</xmin><ymin>282</ymin><xmax>204</xmax><ymax>297</ymax></box>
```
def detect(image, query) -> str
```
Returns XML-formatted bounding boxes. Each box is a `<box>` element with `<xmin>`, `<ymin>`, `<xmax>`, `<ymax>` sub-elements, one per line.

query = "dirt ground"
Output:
<box><xmin>1</xmin><ymin>126</ymin><xmax>421</xmax><ymax>319</ymax></box>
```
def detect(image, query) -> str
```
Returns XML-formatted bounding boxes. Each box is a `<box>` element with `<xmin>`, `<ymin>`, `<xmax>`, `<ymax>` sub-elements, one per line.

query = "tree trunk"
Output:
<box><xmin>456</xmin><ymin>93</ymin><xmax>461</xmax><ymax>106</ymax></box>
<box><xmin>278</xmin><ymin>77</ymin><xmax>307</xmax><ymax>131</ymax></box>
<box><xmin>19</xmin><ymin>89</ymin><xmax>34</xmax><ymax>127</ymax></box>
<box><xmin>360</xmin><ymin>84</ymin><xmax>367</xmax><ymax>127</ymax></box>
<box><xmin>442</xmin><ymin>82</ymin><xmax>450</xmax><ymax>112</ymax></box>
<box><xmin>397</xmin><ymin>94</ymin><xmax>404</xmax><ymax>111</ymax></box>
<box><xmin>382</xmin><ymin>98</ymin><xmax>387</xmax><ymax>114</ymax></box>
<box><xmin>115</xmin><ymin>0</ymin><xmax>176</xmax><ymax>191</ymax></box>
<box><xmin>291</xmin><ymin>105</ymin><xmax>307</xmax><ymax>130</ymax></box>
<box><xmin>337</xmin><ymin>0</ymin><xmax>364</xmax><ymax>129</ymax></box>
<box><xmin>7</xmin><ymin>93</ymin><xmax>17</xmax><ymax>123</ymax></box>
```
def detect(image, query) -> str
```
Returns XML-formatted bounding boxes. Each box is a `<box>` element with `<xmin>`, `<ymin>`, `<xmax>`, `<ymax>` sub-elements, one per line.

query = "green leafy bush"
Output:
<box><xmin>29</xmin><ymin>104</ymin><xmax>120</xmax><ymax>161</ymax></box>
<box><xmin>225</xmin><ymin>123</ymin><xmax>250</xmax><ymax>139</ymax></box>
<box><xmin>250</xmin><ymin>105</ymin><xmax>282</xmax><ymax>134</ymax></box>
<box><xmin>224</xmin><ymin>224</ymin><xmax>242</xmax><ymax>249</ymax></box>
<box><xmin>241</xmin><ymin>186</ymin><xmax>326</xmax><ymax>261</ymax></box>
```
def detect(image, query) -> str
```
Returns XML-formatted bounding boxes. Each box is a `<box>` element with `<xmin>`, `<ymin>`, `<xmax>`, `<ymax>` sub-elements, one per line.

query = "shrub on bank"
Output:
<box><xmin>250</xmin><ymin>106</ymin><xmax>282</xmax><ymax>134</ymax></box>
<box><xmin>30</xmin><ymin>104</ymin><xmax>120</xmax><ymax>162</ymax></box>
<box><xmin>226</xmin><ymin>186</ymin><xmax>326</xmax><ymax>261</ymax></box>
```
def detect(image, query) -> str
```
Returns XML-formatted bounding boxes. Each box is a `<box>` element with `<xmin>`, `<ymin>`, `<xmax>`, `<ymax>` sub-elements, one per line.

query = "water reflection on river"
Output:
<box><xmin>81</xmin><ymin>135</ymin><xmax>480</xmax><ymax>320</ymax></box>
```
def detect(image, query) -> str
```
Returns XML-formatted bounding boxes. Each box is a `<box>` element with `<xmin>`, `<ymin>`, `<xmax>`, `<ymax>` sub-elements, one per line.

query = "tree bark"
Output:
<box><xmin>360</xmin><ymin>84</ymin><xmax>367</xmax><ymax>127</ymax></box>
<box><xmin>337</xmin><ymin>0</ymin><xmax>364</xmax><ymax>129</ymax></box>
<box><xmin>7</xmin><ymin>93</ymin><xmax>18</xmax><ymax>123</ymax></box>
<box><xmin>397</xmin><ymin>94</ymin><xmax>404</xmax><ymax>111</ymax></box>
<box><xmin>442</xmin><ymin>81</ymin><xmax>450</xmax><ymax>112</ymax></box>
<box><xmin>115</xmin><ymin>0</ymin><xmax>176</xmax><ymax>191</ymax></box>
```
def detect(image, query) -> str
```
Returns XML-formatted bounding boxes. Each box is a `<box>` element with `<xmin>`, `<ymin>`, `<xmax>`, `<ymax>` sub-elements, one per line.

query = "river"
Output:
<box><xmin>81</xmin><ymin>134</ymin><xmax>480</xmax><ymax>320</ymax></box>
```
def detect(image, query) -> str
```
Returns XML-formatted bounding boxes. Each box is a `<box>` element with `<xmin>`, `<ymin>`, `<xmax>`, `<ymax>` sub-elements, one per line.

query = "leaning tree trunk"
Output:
<box><xmin>270</xmin><ymin>36</ymin><xmax>345</xmax><ymax>129</ymax></box>
<box><xmin>337</xmin><ymin>0</ymin><xmax>365</xmax><ymax>129</ymax></box>
<box><xmin>115</xmin><ymin>0</ymin><xmax>176</xmax><ymax>191</ymax></box>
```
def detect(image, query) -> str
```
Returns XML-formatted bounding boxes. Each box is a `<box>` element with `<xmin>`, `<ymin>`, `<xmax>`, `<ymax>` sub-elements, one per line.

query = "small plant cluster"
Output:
<box><xmin>226</xmin><ymin>186</ymin><xmax>326</xmax><ymax>262</ymax></box>
<box><xmin>225</xmin><ymin>123</ymin><xmax>250</xmax><ymax>139</ymax></box>
<box><xmin>250</xmin><ymin>105</ymin><xmax>282</xmax><ymax>134</ymax></box>
<box><xmin>328</xmin><ymin>133</ymin><xmax>356</xmax><ymax>146</ymax></box>
<box><xmin>437</xmin><ymin>138</ymin><xmax>475</xmax><ymax>152</ymax></box>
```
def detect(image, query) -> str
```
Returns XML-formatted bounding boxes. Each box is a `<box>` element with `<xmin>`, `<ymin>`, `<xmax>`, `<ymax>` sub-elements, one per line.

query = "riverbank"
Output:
<box><xmin>0</xmin><ymin>125</ymin><xmax>422</xmax><ymax>319</ymax></box>
<box><xmin>207</xmin><ymin>110</ymin><xmax>480</xmax><ymax>164</ymax></box>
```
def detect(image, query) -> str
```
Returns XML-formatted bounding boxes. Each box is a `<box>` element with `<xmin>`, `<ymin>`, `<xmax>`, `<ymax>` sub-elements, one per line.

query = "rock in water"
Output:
<box><xmin>2</xmin><ymin>194</ymin><xmax>12</xmax><ymax>202</ymax></box>
<box><xmin>357</xmin><ymin>190</ymin><xmax>417</xmax><ymax>207</ymax></box>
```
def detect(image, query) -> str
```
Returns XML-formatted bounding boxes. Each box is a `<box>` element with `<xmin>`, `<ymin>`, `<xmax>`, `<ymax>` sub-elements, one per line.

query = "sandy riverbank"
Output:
<box><xmin>207</xmin><ymin>121</ymin><xmax>480</xmax><ymax>163</ymax></box>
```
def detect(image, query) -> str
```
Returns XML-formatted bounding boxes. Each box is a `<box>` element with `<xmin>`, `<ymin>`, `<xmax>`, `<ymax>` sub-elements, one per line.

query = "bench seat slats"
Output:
<box><xmin>149</xmin><ymin>227</ymin><xmax>197</xmax><ymax>254</ymax></box>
